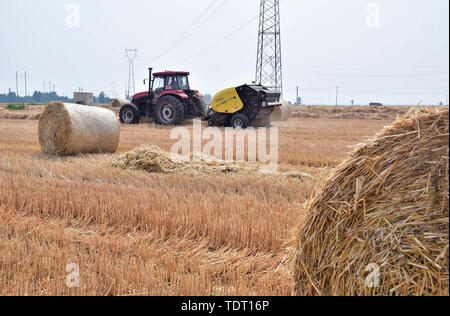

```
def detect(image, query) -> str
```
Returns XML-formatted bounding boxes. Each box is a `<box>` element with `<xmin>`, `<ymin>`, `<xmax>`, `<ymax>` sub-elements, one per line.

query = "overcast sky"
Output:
<box><xmin>0</xmin><ymin>0</ymin><xmax>448</xmax><ymax>105</ymax></box>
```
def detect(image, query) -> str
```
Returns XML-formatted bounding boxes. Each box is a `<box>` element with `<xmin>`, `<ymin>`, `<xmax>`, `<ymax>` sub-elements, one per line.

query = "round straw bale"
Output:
<box><xmin>38</xmin><ymin>102</ymin><xmax>120</xmax><ymax>156</ymax></box>
<box><xmin>111</xmin><ymin>98</ymin><xmax>130</xmax><ymax>108</ymax></box>
<box><xmin>293</xmin><ymin>108</ymin><xmax>449</xmax><ymax>296</ymax></box>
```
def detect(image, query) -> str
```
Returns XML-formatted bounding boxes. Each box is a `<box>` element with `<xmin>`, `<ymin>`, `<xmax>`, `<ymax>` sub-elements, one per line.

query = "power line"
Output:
<box><xmin>148</xmin><ymin>0</ymin><xmax>223</xmax><ymax>63</ymax></box>
<box><xmin>173</xmin><ymin>0</ymin><xmax>228</xmax><ymax>48</ymax></box>
<box><xmin>171</xmin><ymin>13</ymin><xmax>260</xmax><ymax>67</ymax></box>
<box><xmin>160</xmin><ymin>0</ymin><xmax>291</xmax><ymax>69</ymax></box>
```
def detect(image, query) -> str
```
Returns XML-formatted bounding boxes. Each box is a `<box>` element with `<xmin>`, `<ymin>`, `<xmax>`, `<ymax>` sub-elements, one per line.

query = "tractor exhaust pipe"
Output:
<box><xmin>148</xmin><ymin>68</ymin><xmax>153</xmax><ymax>92</ymax></box>
<box><xmin>143</xmin><ymin>67</ymin><xmax>153</xmax><ymax>91</ymax></box>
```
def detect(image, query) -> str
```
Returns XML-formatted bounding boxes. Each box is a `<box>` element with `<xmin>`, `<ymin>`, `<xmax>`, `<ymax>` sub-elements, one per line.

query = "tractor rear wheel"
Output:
<box><xmin>120</xmin><ymin>103</ymin><xmax>141</xmax><ymax>124</ymax></box>
<box><xmin>155</xmin><ymin>96</ymin><xmax>185</xmax><ymax>125</ymax></box>
<box><xmin>231</xmin><ymin>113</ymin><xmax>250</xmax><ymax>129</ymax></box>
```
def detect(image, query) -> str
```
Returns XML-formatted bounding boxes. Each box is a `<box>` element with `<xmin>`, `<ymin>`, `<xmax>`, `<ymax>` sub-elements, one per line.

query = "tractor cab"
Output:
<box><xmin>120</xmin><ymin>68</ymin><xmax>206</xmax><ymax>126</ymax></box>
<box><xmin>152</xmin><ymin>72</ymin><xmax>191</xmax><ymax>91</ymax></box>
<box><xmin>149</xmin><ymin>71</ymin><xmax>192</xmax><ymax>101</ymax></box>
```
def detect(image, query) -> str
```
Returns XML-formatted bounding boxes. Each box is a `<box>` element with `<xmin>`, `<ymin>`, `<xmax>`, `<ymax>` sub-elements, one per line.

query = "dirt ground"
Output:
<box><xmin>0</xmin><ymin>109</ymin><xmax>400</xmax><ymax>295</ymax></box>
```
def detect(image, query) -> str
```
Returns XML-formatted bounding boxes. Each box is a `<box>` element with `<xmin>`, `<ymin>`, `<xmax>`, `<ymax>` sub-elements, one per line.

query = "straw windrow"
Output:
<box><xmin>111</xmin><ymin>145</ymin><xmax>249</xmax><ymax>176</ymax></box>
<box><xmin>293</xmin><ymin>108</ymin><xmax>449</xmax><ymax>296</ymax></box>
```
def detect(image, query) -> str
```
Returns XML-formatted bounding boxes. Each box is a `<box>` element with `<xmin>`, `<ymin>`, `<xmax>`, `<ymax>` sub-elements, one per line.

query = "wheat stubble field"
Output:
<box><xmin>0</xmin><ymin>106</ymin><xmax>401</xmax><ymax>296</ymax></box>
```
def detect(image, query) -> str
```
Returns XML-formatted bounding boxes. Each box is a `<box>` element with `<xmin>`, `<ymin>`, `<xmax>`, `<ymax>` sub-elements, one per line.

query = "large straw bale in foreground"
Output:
<box><xmin>293</xmin><ymin>108</ymin><xmax>449</xmax><ymax>296</ymax></box>
<box><xmin>38</xmin><ymin>102</ymin><xmax>120</xmax><ymax>156</ymax></box>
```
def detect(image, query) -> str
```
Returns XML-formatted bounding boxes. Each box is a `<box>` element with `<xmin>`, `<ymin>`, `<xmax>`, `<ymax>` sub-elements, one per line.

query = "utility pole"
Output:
<box><xmin>43</xmin><ymin>81</ymin><xmax>46</xmax><ymax>93</ymax></box>
<box><xmin>24</xmin><ymin>72</ymin><xmax>27</xmax><ymax>96</ymax></box>
<box><xmin>16</xmin><ymin>71</ymin><xmax>19</xmax><ymax>97</ymax></box>
<box><xmin>336</xmin><ymin>86</ymin><xmax>339</xmax><ymax>106</ymax></box>
<box><xmin>255</xmin><ymin>0</ymin><xmax>283</xmax><ymax>93</ymax></box>
<box><xmin>125</xmin><ymin>49</ymin><xmax>138</xmax><ymax>99</ymax></box>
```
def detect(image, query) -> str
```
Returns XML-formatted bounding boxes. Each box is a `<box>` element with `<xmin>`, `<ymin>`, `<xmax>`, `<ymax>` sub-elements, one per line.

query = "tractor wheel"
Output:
<box><xmin>155</xmin><ymin>96</ymin><xmax>185</xmax><ymax>125</ymax></box>
<box><xmin>230</xmin><ymin>113</ymin><xmax>250</xmax><ymax>129</ymax></box>
<box><xmin>120</xmin><ymin>103</ymin><xmax>141</xmax><ymax>124</ymax></box>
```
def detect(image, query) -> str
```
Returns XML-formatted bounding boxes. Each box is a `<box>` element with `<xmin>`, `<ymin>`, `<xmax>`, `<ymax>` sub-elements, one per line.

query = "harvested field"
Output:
<box><xmin>0</xmin><ymin>106</ymin><xmax>447</xmax><ymax>296</ymax></box>
<box><xmin>291</xmin><ymin>105</ymin><xmax>420</xmax><ymax>121</ymax></box>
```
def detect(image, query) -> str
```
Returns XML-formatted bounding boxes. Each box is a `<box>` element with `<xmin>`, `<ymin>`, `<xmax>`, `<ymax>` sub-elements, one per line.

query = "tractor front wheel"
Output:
<box><xmin>120</xmin><ymin>103</ymin><xmax>141</xmax><ymax>124</ymax></box>
<box><xmin>230</xmin><ymin>113</ymin><xmax>250</xmax><ymax>129</ymax></box>
<box><xmin>155</xmin><ymin>96</ymin><xmax>185</xmax><ymax>126</ymax></box>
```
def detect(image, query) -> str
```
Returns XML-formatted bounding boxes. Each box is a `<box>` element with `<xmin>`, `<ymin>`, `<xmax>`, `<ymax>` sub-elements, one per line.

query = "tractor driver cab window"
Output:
<box><xmin>166</xmin><ymin>76</ymin><xmax>180</xmax><ymax>90</ymax></box>
<box><xmin>178</xmin><ymin>75</ymin><xmax>189</xmax><ymax>90</ymax></box>
<box><xmin>153</xmin><ymin>76</ymin><xmax>165</xmax><ymax>93</ymax></box>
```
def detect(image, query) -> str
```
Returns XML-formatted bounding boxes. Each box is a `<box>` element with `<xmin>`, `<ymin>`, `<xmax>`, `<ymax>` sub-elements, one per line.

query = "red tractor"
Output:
<box><xmin>120</xmin><ymin>68</ymin><xmax>207</xmax><ymax>125</ymax></box>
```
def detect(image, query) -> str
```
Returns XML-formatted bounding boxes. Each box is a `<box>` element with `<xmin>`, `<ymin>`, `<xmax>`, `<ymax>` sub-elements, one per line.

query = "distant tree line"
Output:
<box><xmin>95</xmin><ymin>91</ymin><xmax>111</xmax><ymax>104</ymax></box>
<box><xmin>0</xmin><ymin>90</ymin><xmax>72</xmax><ymax>104</ymax></box>
<box><xmin>0</xmin><ymin>90</ymin><xmax>111</xmax><ymax>105</ymax></box>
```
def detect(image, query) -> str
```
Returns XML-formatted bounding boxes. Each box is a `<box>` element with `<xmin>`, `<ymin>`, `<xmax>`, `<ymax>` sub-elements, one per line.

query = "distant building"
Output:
<box><xmin>369</xmin><ymin>102</ymin><xmax>383</xmax><ymax>107</ymax></box>
<box><xmin>73</xmin><ymin>92</ymin><xmax>94</xmax><ymax>106</ymax></box>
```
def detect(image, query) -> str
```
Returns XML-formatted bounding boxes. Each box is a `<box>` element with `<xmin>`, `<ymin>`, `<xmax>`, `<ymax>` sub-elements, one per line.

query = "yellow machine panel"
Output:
<box><xmin>211</xmin><ymin>88</ymin><xmax>244</xmax><ymax>114</ymax></box>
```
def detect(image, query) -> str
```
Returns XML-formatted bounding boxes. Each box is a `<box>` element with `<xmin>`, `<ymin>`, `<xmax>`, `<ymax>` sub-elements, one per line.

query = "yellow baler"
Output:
<box><xmin>205</xmin><ymin>84</ymin><xmax>282</xmax><ymax>128</ymax></box>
